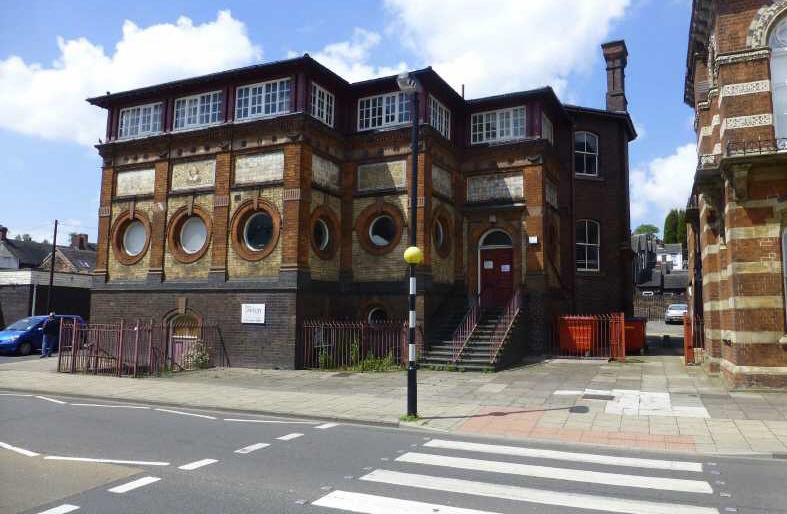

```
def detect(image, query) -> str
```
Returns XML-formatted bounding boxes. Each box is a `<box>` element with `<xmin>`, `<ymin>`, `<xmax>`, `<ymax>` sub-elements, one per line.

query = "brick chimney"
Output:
<box><xmin>70</xmin><ymin>233</ymin><xmax>88</xmax><ymax>250</ymax></box>
<box><xmin>602</xmin><ymin>40</ymin><xmax>628</xmax><ymax>112</ymax></box>
<box><xmin>0</xmin><ymin>225</ymin><xmax>7</xmax><ymax>242</ymax></box>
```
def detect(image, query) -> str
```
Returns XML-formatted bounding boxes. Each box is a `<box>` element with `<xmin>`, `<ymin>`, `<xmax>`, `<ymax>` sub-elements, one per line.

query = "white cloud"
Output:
<box><xmin>296</xmin><ymin>28</ymin><xmax>408</xmax><ymax>83</ymax></box>
<box><xmin>0</xmin><ymin>11</ymin><xmax>262</xmax><ymax>146</ymax></box>
<box><xmin>630</xmin><ymin>143</ymin><xmax>696</xmax><ymax>227</ymax></box>
<box><xmin>384</xmin><ymin>0</ymin><xmax>629</xmax><ymax>98</ymax></box>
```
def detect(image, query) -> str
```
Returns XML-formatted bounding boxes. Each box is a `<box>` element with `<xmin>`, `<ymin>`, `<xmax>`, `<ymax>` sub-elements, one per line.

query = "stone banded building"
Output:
<box><xmin>685</xmin><ymin>0</ymin><xmax>787</xmax><ymax>388</ymax></box>
<box><xmin>88</xmin><ymin>41</ymin><xmax>635</xmax><ymax>369</ymax></box>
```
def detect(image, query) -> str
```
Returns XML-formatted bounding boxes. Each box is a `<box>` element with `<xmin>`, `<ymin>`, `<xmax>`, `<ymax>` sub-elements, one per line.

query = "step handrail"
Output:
<box><xmin>488</xmin><ymin>288</ymin><xmax>522</xmax><ymax>364</ymax></box>
<box><xmin>450</xmin><ymin>296</ymin><xmax>481</xmax><ymax>363</ymax></box>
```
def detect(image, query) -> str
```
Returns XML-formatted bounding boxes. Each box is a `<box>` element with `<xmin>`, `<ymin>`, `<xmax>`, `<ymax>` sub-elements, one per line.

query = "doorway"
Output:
<box><xmin>479</xmin><ymin>229</ymin><xmax>514</xmax><ymax>307</ymax></box>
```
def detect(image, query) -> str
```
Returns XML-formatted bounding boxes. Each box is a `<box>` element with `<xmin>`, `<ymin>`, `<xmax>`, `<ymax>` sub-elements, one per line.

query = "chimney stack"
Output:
<box><xmin>0</xmin><ymin>225</ymin><xmax>7</xmax><ymax>242</ymax></box>
<box><xmin>70</xmin><ymin>233</ymin><xmax>88</xmax><ymax>250</ymax></box>
<box><xmin>601</xmin><ymin>40</ymin><xmax>628</xmax><ymax>112</ymax></box>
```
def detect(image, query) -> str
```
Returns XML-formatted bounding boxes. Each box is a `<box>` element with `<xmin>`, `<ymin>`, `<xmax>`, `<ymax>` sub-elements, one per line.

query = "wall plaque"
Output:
<box><xmin>241</xmin><ymin>304</ymin><xmax>266</xmax><ymax>324</ymax></box>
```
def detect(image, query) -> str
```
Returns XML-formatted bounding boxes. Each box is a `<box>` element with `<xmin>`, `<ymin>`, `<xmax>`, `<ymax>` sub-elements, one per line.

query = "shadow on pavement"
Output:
<box><xmin>417</xmin><ymin>405</ymin><xmax>590</xmax><ymax>422</ymax></box>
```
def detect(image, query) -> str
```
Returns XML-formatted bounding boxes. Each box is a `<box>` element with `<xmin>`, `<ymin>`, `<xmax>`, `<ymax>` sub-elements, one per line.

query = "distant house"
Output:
<box><xmin>0</xmin><ymin>226</ymin><xmax>94</xmax><ymax>328</ymax></box>
<box><xmin>656</xmin><ymin>243</ymin><xmax>686</xmax><ymax>271</ymax></box>
<box><xmin>631</xmin><ymin>234</ymin><xmax>687</xmax><ymax>296</ymax></box>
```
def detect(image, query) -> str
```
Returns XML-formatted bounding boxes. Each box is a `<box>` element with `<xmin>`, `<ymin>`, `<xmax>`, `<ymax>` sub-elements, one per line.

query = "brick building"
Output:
<box><xmin>87</xmin><ymin>42</ymin><xmax>635</xmax><ymax>369</ymax></box>
<box><xmin>685</xmin><ymin>0</ymin><xmax>787</xmax><ymax>387</ymax></box>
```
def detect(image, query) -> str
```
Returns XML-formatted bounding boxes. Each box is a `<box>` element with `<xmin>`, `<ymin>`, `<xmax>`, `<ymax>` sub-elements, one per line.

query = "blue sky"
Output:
<box><xmin>0</xmin><ymin>0</ymin><xmax>695</xmax><ymax>243</ymax></box>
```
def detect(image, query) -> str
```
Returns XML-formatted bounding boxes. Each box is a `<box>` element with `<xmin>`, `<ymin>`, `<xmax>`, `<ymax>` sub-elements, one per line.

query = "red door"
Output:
<box><xmin>480</xmin><ymin>248</ymin><xmax>513</xmax><ymax>307</ymax></box>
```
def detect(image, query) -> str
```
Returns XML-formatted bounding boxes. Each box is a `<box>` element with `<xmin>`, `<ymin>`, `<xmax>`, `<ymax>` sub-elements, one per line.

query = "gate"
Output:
<box><xmin>550</xmin><ymin>313</ymin><xmax>626</xmax><ymax>360</ymax></box>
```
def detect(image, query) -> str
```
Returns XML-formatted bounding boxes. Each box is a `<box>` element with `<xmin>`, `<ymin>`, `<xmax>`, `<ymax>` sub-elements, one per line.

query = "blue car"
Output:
<box><xmin>0</xmin><ymin>315</ymin><xmax>85</xmax><ymax>356</ymax></box>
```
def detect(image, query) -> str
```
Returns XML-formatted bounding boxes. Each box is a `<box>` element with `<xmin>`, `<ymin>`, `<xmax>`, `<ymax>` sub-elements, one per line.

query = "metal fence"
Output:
<box><xmin>57</xmin><ymin>320</ymin><xmax>229</xmax><ymax>377</ymax></box>
<box><xmin>299</xmin><ymin>320</ymin><xmax>423</xmax><ymax>369</ymax></box>
<box><xmin>550</xmin><ymin>313</ymin><xmax>626</xmax><ymax>360</ymax></box>
<box><xmin>633</xmin><ymin>295</ymin><xmax>688</xmax><ymax>321</ymax></box>
<box><xmin>683</xmin><ymin>315</ymin><xmax>705</xmax><ymax>365</ymax></box>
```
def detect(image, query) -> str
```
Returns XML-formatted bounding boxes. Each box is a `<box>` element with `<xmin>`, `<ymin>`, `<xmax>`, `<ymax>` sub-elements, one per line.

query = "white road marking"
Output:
<box><xmin>277</xmin><ymin>433</ymin><xmax>304</xmax><ymax>441</ymax></box>
<box><xmin>44</xmin><ymin>456</ymin><xmax>169</xmax><ymax>466</ymax></box>
<box><xmin>154</xmin><ymin>408</ymin><xmax>216</xmax><ymax>419</ymax></box>
<box><xmin>71</xmin><ymin>403</ymin><xmax>150</xmax><ymax>409</ymax></box>
<box><xmin>397</xmin><ymin>452</ymin><xmax>713</xmax><ymax>494</ymax></box>
<box><xmin>315</xmin><ymin>422</ymin><xmax>339</xmax><ymax>429</ymax></box>
<box><xmin>108</xmin><ymin>476</ymin><xmax>161</xmax><ymax>493</ymax></box>
<box><xmin>0</xmin><ymin>441</ymin><xmax>39</xmax><ymax>457</ymax></box>
<box><xmin>234</xmin><ymin>443</ymin><xmax>270</xmax><ymax>454</ymax></box>
<box><xmin>178</xmin><ymin>458</ymin><xmax>218</xmax><ymax>470</ymax></box>
<box><xmin>313</xmin><ymin>490</ymin><xmax>502</xmax><ymax>513</ymax></box>
<box><xmin>424</xmin><ymin>439</ymin><xmax>703</xmax><ymax>472</ymax></box>
<box><xmin>35</xmin><ymin>395</ymin><xmax>66</xmax><ymax>404</ymax></box>
<box><xmin>223</xmin><ymin>418</ymin><xmax>316</xmax><ymax>424</ymax></box>
<box><xmin>0</xmin><ymin>392</ymin><xmax>33</xmax><ymax>397</ymax></box>
<box><xmin>361</xmin><ymin>470</ymin><xmax>720</xmax><ymax>514</ymax></box>
<box><xmin>552</xmin><ymin>390</ymin><xmax>583</xmax><ymax>396</ymax></box>
<box><xmin>36</xmin><ymin>505</ymin><xmax>80</xmax><ymax>514</ymax></box>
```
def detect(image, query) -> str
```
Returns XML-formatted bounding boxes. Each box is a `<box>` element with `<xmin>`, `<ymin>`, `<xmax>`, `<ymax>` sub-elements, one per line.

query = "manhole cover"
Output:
<box><xmin>582</xmin><ymin>394</ymin><xmax>615</xmax><ymax>401</ymax></box>
<box><xmin>332</xmin><ymin>372</ymin><xmax>352</xmax><ymax>378</ymax></box>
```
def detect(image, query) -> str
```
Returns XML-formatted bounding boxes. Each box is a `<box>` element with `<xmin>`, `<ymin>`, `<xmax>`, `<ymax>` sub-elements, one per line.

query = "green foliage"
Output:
<box><xmin>349</xmin><ymin>350</ymin><xmax>397</xmax><ymax>372</ymax></box>
<box><xmin>633</xmin><ymin>224</ymin><xmax>659</xmax><ymax>236</ymax></box>
<box><xmin>399</xmin><ymin>413</ymin><xmax>420</xmax><ymax>422</ymax></box>
<box><xmin>663</xmin><ymin>209</ymin><xmax>678</xmax><ymax>243</ymax></box>
<box><xmin>675</xmin><ymin>209</ymin><xmax>687</xmax><ymax>247</ymax></box>
<box><xmin>318</xmin><ymin>348</ymin><xmax>333</xmax><ymax>369</ymax></box>
<box><xmin>183</xmin><ymin>341</ymin><xmax>211</xmax><ymax>369</ymax></box>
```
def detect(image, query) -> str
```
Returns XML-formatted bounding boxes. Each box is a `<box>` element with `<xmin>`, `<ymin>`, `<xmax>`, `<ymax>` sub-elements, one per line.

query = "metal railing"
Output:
<box><xmin>299</xmin><ymin>320</ymin><xmax>423</xmax><ymax>369</ymax></box>
<box><xmin>683</xmin><ymin>314</ymin><xmax>705</xmax><ymax>365</ymax></box>
<box><xmin>449</xmin><ymin>298</ymin><xmax>481</xmax><ymax>363</ymax></box>
<box><xmin>551</xmin><ymin>313</ymin><xmax>626</xmax><ymax>360</ymax></box>
<box><xmin>488</xmin><ymin>289</ymin><xmax>523</xmax><ymax>364</ymax></box>
<box><xmin>57</xmin><ymin>320</ymin><xmax>229</xmax><ymax>377</ymax></box>
<box><xmin>726</xmin><ymin>138</ymin><xmax>787</xmax><ymax>156</ymax></box>
<box><xmin>634</xmin><ymin>295</ymin><xmax>688</xmax><ymax>321</ymax></box>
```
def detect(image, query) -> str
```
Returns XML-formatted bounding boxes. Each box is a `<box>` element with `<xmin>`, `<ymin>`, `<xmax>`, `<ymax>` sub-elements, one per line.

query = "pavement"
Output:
<box><xmin>2</xmin><ymin>393</ymin><xmax>787</xmax><ymax>514</ymax></box>
<box><xmin>2</xmin><ymin>332</ymin><xmax>787</xmax><ymax>458</ymax></box>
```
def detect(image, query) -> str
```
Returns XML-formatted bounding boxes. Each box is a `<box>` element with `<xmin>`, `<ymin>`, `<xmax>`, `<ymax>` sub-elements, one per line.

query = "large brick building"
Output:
<box><xmin>685</xmin><ymin>0</ymin><xmax>787</xmax><ymax>387</ymax></box>
<box><xmin>87</xmin><ymin>42</ymin><xmax>634</xmax><ymax>369</ymax></box>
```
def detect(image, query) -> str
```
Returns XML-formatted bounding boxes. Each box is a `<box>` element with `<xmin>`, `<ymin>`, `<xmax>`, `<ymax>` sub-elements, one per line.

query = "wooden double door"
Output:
<box><xmin>480</xmin><ymin>247</ymin><xmax>514</xmax><ymax>307</ymax></box>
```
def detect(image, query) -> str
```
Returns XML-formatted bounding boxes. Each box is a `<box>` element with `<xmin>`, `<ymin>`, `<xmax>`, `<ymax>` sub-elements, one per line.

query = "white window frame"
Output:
<box><xmin>470</xmin><ymin>106</ymin><xmax>526</xmax><ymax>144</ymax></box>
<box><xmin>118</xmin><ymin>102</ymin><xmax>163</xmax><ymax>139</ymax></box>
<box><xmin>357</xmin><ymin>92</ymin><xmax>411</xmax><ymax>131</ymax></box>
<box><xmin>310</xmin><ymin>82</ymin><xmax>335</xmax><ymax>127</ymax></box>
<box><xmin>541</xmin><ymin>112</ymin><xmax>554</xmax><ymax>144</ymax></box>
<box><xmin>574</xmin><ymin>131</ymin><xmax>599</xmax><ymax>176</ymax></box>
<box><xmin>235</xmin><ymin>78</ymin><xmax>292</xmax><ymax>122</ymax></box>
<box><xmin>174</xmin><ymin>90</ymin><xmax>223</xmax><ymax>131</ymax></box>
<box><xmin>429</xmin><ymin>95</ymin><xmax>451</xmax><ymax>140</ymax></box>
<box><xmin>576</xmin><ymin>219</ymin><xmax>600</xmax><ymax>272</ymax></box>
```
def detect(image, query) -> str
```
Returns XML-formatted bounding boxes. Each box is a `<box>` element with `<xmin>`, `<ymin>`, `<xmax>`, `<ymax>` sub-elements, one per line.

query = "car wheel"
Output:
<box><xmin>18</xmin><ymin>341</ymin><xmax>32</xmax><ymax>356</ymax></box>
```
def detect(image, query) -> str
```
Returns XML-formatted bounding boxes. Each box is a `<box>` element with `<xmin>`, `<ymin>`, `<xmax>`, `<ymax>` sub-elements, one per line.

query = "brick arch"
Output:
<box><xmin>354</xmin><ymin>202</ymin><xmax>405</xmax><ymax>256</ymax></box>
<box><xmin>468</xmin><ymin>220</ymin><xmax>521</xmax><ymax>297</ymax></box>
<box><xmin>310</xmin><ymin>204</ymin><xmax>340</xmax><ymax>260</ymax></box>
<box><xmin>431</xmin><ymin>205</ymin><xmax>453</xmax><ymax>259</ymax></box>
<box><xmin>167</xmin><ymin>205</ymin><xmax>213</xmax><ymax>264</ymax></box>
<box><xmin>748</xmin><ymin>1</ymin><xmax>787</xmax><ymax>48</ymax></box>
<box><xmin>110</xmin><ymin>210</ymin><xmax>152</xmax><ymax>266</ymax></box>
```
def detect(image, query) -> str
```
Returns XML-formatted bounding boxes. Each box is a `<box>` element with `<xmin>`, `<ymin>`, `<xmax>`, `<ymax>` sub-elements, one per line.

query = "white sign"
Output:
<box><xmin>501</xmin><ymin>265</ymin><xmax>511</xmax><ymax>272</ymax></box>
<box><xmin>484</xmin><ymin>260</ymin><xmax>494</xmax><ymax>269</ymax></box>
<box><xmin>241</xmin><ymin>304</ymin><xmax>266</xmax><ymax>324</ymax></box>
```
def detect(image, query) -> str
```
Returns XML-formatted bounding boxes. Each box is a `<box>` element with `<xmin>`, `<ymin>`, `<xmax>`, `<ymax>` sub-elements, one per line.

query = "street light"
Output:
<box><xmin>398</xmin><ymin>71</ymin><xmax>422</xmax><ymax>418</ymax></box>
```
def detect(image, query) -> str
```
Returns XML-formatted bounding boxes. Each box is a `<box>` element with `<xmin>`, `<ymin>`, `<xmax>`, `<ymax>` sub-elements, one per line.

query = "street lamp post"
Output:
<box><xmin>398</xmin><ymin>72</ymin><xmax>422</xmax><ymax>418</ymax></box>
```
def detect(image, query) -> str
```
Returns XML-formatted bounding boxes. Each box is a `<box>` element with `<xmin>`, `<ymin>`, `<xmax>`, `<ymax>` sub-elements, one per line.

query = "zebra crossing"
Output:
<box><xmin>311</xmin><ymin>438</ymin><xmax>722</xmax><ymax>514</ymax></box>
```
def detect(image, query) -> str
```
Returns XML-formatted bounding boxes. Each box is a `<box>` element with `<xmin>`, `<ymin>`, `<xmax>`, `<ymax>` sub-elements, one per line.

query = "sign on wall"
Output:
<box><xmin>241</xmin><ymin>304</ymin><xmax>266</xmax><ymax>324</ymax></box>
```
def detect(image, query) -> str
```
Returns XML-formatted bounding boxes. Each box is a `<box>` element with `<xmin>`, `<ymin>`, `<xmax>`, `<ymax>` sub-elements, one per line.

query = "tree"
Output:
<box><xmin>663</xmin><ymin>209</ymin><xmax>678</xmax><ymax>244</ymax></box>
<box><xmin>675</xmin><ymin>209</ymin><xmax>687</xmax><ymax>248</ymax></box>
<box><xmin>634</xmin><ymin>224</ymin><xmax>659</xmax><ymax>236</ymax></box>
<box><xmin>20</xmin><ymin>233</ymin><xmax>32</xmax><ymax>242</ymax></box>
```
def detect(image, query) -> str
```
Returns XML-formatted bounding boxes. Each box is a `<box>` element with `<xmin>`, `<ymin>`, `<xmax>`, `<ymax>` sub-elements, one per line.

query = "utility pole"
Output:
<box><xmin>45</xmin><ymin>219</ymin><xmax>58</xmax><ymax>314</ymax></box>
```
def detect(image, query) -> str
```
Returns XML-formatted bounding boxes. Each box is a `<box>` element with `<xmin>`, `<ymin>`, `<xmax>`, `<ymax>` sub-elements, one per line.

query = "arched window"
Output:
<box><xmin>574</xmin><ymin>131</ymin><xmax>598</xmax><ymax>176</ymax></box>
<box><xmin>771</xmin><ymin>19</ymin><xmax>787</xmax><ymax>139</ymax></box>
<box><xmin>576</xmin><ymin>220</ymin><xmax>600</xmax><ymax>271</ymax></box>
<box><xmin>480</xmin><ymin>230</ymin><xmax>512</xmax><ymax>248</ymax></box>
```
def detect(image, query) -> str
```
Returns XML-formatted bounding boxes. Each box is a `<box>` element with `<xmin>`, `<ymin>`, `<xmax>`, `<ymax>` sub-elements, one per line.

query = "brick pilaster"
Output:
<box><xmin>209</xmin><ymin>152</ymin><xmax>231</xmax><ymax>281</ymax></box>
<box><xmin>94</xmin><ymin>165</ymin><xmax>114</xmax><ymax>281</ymax></box>
<box><xmin>280</xmin><ymin>143</ymin><xmax>311</xmax><ymax>272</ymax></box>
<box><xmin>339</xmin><ymin>162</ymin><xmax>355</xmax><ymax>282</ymax></box>
<box><xmin>146</xmin><ymin>160</ymin><xmax>170</xmax><ymax>282</ymax></box>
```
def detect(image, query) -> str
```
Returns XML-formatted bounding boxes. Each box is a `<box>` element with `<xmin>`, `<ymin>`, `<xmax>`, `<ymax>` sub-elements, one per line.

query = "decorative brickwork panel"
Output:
<box><xmin>545</xmin><ymin>180</ymin><xmax>558</xmax><ymax>209</ymax></box>
<box><xmin>116</xmin><ymin>168</ymin><xmax>155</xmax><ymax>197</ymax></box>
<box><xmin>357</xmin><ymin>160</ymin><xmax>406</xmax><ymax>191</ymax></box>
<box><xmin>171</xmin><ymin>159</ymin><xmax>216</xmax><ymax>191</ymax></box>
<box><xmin>309</xmin><ymin>191</ymin><xmax>341</xmax><ymax>281</ymax></box>
<box><xmin>432</xmin><ymin>165</ymin><xmax>453</xmax><ymax>199</ymax></box>
<box><xmin>107</xmin><ymin>199</ymin><xmax>155</xmax><ymax>281</ymax></box>
<box><xmin>234</xmin><ymin>151</ymin><xmax>284</xmax><ymax>185</ymax></box>
<box><xmin>313</xmin><ymin>154</ymin><xmax>340</xmax><ymax>192</ymax></box>
<box><xmin>352</xmin><ymin>194</ymin><xmax>409</xmax><ymax>281</ymax></box>
<box><xmin>164</xmin><ymin>194</ymin><xmax>214</xmax><ymax>280</ymax></box>
<box><xmin>467</xmin><ymin>172</ymin><xmax>524</xmax><ymax>203</ymax></box>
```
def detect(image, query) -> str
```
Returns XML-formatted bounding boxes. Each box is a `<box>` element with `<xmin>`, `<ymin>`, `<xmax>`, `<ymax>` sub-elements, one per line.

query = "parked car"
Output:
<box><xmin>664</xmin><ymin>304</ymin><xmax>688</xmax><ymax>324</ymax></box>
<box><xmin>0</xmin><ymin>315</ymin><xmax>85</xmax><ymax>356</ymax></box>
<box><xmin>641</xmin><ymin>291</ymin><xmax>655</xmax><ymax>297</ymax></box>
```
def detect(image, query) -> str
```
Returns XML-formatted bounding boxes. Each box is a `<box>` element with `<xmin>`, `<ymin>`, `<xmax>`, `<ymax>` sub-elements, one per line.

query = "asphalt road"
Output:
<box><xmin>2</xmin><ymin>392</ymin><xmax>787</xmax><ymax>514</ymax></box>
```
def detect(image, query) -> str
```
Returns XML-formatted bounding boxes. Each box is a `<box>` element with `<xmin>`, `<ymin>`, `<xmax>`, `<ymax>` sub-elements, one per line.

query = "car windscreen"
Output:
<box><xmin>5</xmin><ymin>318</ymin><xmax>42</xmax><ymax>331</ymax></box>
<box><xmin>669</xmin><ymin>304</ymin><xmax>688</xmax><ymax>310</ymax></box>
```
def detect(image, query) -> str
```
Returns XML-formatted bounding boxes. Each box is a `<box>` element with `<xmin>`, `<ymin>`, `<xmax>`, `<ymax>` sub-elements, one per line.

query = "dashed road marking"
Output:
<box><xmin>178</xmin><ymin>458</ymin><xmax>218</xmax><ymax>470</ymax></box>
<box><xmin>224</xmin><ymin>418</ymin><xmax>316</xmax><ymax>424</ymax></box>
<box><xmin>35</xmin><ymin>395</ymin><xmax>66</xmax><ymax>404</ymax></box>
<box><xmin>154</xmin><ymin>408</ymin><xmax>216</xmax><ymax>420</ymax></box>
<box><xmin>45</xmin><ymin>456</ymin><xmax>169</xmax><ymax>466</ymax></box>
<box><xmin>71</xmin><ymin>403</ymin><xmax>150</xmax><ymax>409</ymax></box>
<box><xmin>0</xmin><ymin>441</ymin><xmax>39</xmax><ymax>457</ymax></box>
<box><xmin>235</xmin><ymin>443</ymin><xmax>270</xmax><ymax>454</ymax></box>
<box><xmin>36</xmin><ymin>505</ymin><xmax>80</xmax><ymax>514</ymax></box>
<box><xmin>0</xmin><ymin>392</ymin><xmax>33</xmax><ymax>397</ymax></box>
<box><xmin>315</xmin><ymin>422</ymin><xmax>339</xmax><ymax>429</ymax></box>
<box><xmin>108</xmin><ymin>476</ymin><xmax>161</xmax><ymax>493</ymax></box>
<box><xmin>277</xmin><ymin>433</ymin><xmax>304</xmax><ymax>441</ymax></box>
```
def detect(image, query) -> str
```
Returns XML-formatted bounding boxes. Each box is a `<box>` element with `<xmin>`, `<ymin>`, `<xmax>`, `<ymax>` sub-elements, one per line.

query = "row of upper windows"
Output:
<box><xmin>116</xmin><ymin>79</ymin><xmax>554</xmax><ymax>145</ymax></box>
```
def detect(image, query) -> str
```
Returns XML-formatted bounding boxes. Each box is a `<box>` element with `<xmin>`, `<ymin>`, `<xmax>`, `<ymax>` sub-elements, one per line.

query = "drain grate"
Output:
<box><xmin>332</xmin><ymin>372</ymin><xmax>352</xmax><ymax>378</ymax></box>
<box><xmin>582</xmin><ymin>394</ymin><xmax>615</xmax><ymax>401</ymax></box>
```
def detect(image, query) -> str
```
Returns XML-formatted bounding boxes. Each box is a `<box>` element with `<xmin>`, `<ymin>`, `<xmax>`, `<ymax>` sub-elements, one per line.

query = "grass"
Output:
<box><xmin>399</xmin><ymin>414</ymin><xmax>420</xmax><ymax>422</ymax></box>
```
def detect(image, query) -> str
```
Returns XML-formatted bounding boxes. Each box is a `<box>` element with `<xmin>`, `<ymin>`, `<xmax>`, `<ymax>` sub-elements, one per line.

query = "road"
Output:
<box><xmin>2</xmin><ymin>392</ymin><xmax>786</xmax><ymax>514</ymax></box>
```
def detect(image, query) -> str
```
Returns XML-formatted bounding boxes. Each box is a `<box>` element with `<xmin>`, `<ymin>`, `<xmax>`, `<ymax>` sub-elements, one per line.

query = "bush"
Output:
<box><xmin>182</xmin><ymin>341</ymin><xmax>211</xmax><ymax>370</ymax></box>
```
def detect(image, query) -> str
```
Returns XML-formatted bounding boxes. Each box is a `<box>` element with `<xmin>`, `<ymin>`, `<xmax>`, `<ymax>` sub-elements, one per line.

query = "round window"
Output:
<box><xmin>123</xmin><ymin>220</ymin><xmax>146</xmax><ymax>256</ymax></box>
<box><xmin>313</xmin><ymin>218</ymin><xmax>330</xmax><ymax>252</ymax></box>
<box><xmin>180</xmin><ymin>216</ymin><xmax>208</xmax><ymax>254</ymax></box>
<box><xmin>369</xmin><ymin>215</ymin><xmax>396</xmax><ymax>247</ymax></box>
<box><xmin>367</xmin><ymin>307</ymin><xmax>387</xmax><ymax>324</ymax></box>
<box><xmin>244</xmin><ymin>212</ymin><xmax>274</xmax><ymax>251</ymax></box>
<box><xmin>433</xmin><ymin>219</ymin><xmax>445</xmax><ymax>250</ymax></box>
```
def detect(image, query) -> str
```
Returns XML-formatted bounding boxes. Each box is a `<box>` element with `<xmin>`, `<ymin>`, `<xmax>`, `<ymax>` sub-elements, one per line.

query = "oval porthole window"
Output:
<box><xmin>367</xmin><ymin>307</ymin><xmax>387</xmax><ymax>324</ymax></box>
<box><xmin>369</xmin><ymin>215</ymin><xmax>396</xmax><ymax>247</ymax></box>
<box><xmin>123</xmin><ymin>220</ymin><xmax>146</xmax><ymax>256</ymax></box>
<box><xmin>313</xmin><ymin>218</ymin><xmax>330</xmax><ymax>252</ymax></box>
<box><xmin>180</xmin><ymin>216</ymin><xmax>208</xmax><ymax>254</ymax></box>
<box><xmin>244</xmin><ymin>211</ymin><xmax>274</xmax><ymax>251</ymax></box>
<box><xmin>433</xmin><ymin>219</ymin><xmax>445</xmax><ymax>250</ymax></box>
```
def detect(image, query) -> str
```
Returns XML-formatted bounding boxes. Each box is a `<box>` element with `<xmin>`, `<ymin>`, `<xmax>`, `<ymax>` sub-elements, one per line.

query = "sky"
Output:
<box><xmin>0</xmin><ymin>0</ymin><xmax>695</xmax><ymax>244</ymax></box>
